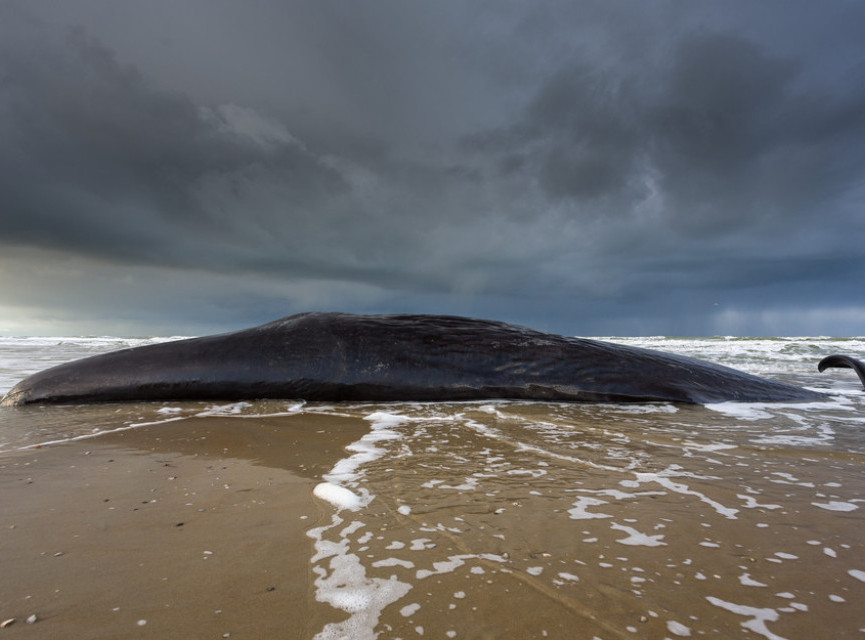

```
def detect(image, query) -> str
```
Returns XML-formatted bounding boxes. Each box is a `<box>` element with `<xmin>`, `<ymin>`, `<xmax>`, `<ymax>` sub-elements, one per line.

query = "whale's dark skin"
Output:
<box><xmin>1</xmin><ymin>312</ymin><xmax>860</xmax><ymax>407</ymax></box>
<box><xmin>818</xmin><ymin>355</ymin><xmax>865</xmax><ymax>389</ymax></box>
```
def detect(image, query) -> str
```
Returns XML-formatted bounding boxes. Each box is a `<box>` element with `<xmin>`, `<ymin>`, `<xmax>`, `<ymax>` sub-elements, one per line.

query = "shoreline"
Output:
<box><xmin>2</xmin><ymin>403</ymin><xmax>864</xmax><ymax>639</ymax></box>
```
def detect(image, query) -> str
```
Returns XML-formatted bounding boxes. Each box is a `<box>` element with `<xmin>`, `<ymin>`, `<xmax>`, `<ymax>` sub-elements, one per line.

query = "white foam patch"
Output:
<box><xmin>706</xmin><ymin>397</ymin><xmax>849</xmax><ymax>421</ymax></box>
<box><xmin>415</xmin><ymin>554</ymin><xmax>506</xmax><ymax>580</ymax></box>
<box><xmin>314</xmin><ymin>482</ymin><xmax>364</xmax><ymax>511</ymax></box>
<box><xmin>667</xmin><ymin>620</ymin><xmax>692</xmax><ymax>636</ymax></box>
<box><xmin>630</xmin><ymin>470</ymin><xmax>739</xmax><ymax>520</ymax></box>
<box><xmin>410</xmin><ymin>538</ymin><xmax>436</xmax><ymax>551</ymax></box>
<box><xmin>462</xmin><ymin>418</ymin><xmax>624</xmax><ymax>472</ymax></box>
<box><xmin>507</xmin><ymin>468</ymin><xmax>547</xmax><ymax>478</ymax></box>
<box><xmin>308</xmin><ymin>515</ymin><xmax>411</xmax><ymax>640</ymax></box>
<box><xmin>848</xmin><ymin>569</ymin><xmax>865</xmax><ymax>583</ymax></box>
<box><xmin>706</xmin><ymin>403</ymin><xmax>774</xmax><ymax>420</ymax></box>
<box><xmin>739</xmin><ymin>573</ymin><xmax>768</xmax><ymax>587</ymax></box>
<box><xmin>314</xmin><ymin>576</ymin><xmax>411</xmax><ymax>639</ymax></box>
<box><xmin>477</xmin><ymin>404</ymin><xmax>503</xmax><ymax>415</ymax></box>
<box><xmin>327</xmin><ymin>430</ymin><xmax>402</xmax><ymax>484</ymax></box>
<box><xmin>568</xmin><ymin>496</ymin><xmax>613</xmax><ymax>520</ymax></box>
<box><xmin>738</xmin><ymin>495</ymin><xmax>782</xmax><ymax>510</ymax></box>
<box><xmin>436</xmin><ymin>477</ymin><xmax>479</xmax><ymax>491</ymax></box>
<box><xmin>768</xmin><ymin>472</ymin><xmax>813</xmax><ymax>488</ymax></box>
<box><xmin>198</xmin><ymin>401</ymin><xmax>252</xmax><ymax>416</ymax></box>
<box><xmin>682</xmin><ymin>441</ymin><xmax>738</xmax><ymax>453</ymax></box>
<box><xmin>372</xmin><ymin>558</ymin><xmax>415</xmax><ymax>569</ymax></box>
<box><xmin>753</xmin><ymin>433</ymin><xmax>835</xmax><ymax>447</ymax></box>
<box><xmin>610</xmin><ymin>523</ymin><xmax>666</xmax><ymax>547</ymax></box>
<box><xmin>584</xmin><ymin>488</ymin><xmax>666</xmax><ymax>500</ymax></box>
<box><xmin>813</xmin><ymin>501</ymin><xmax>858</xmax><ymax>512</ymax></box>
<box><xmin>156</xmin><ymin>406</ymin><xmax>183</xmax><ymax>414</ymax></box>
<box><xmin>600</xmin><ymin>403</ymin><xmax>679</xmax><ymax>415</ymax></box>
<box><xmin>365</xmin><ymin>410</ymin><xmax>410</xmax><ymax>427</ymax></box>
<box><xmin>706</xmin><ymin>597</ymin><xmax>785</xmax><ymax>640</ymax></box>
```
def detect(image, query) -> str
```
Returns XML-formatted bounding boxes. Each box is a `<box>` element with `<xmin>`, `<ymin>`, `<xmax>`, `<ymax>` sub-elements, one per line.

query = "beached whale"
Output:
<box><xmin>2</xmin><ymin>313</ymin><xmax>862</xmax><ymax>407</ymax></box>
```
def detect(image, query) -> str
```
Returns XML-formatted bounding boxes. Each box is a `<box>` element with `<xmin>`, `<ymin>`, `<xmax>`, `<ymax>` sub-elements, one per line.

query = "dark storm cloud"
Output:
<box><xmin>472</xmin><ymin>30</ymin><xmax>865</xmax><ymax>237</ymax></box>
<box><xmin>0</xmin><ymin>20</ymin><xmax>349</xmax><ymax>267</ymax></box>
<box><xmin>0</xmin><ymin>5</ymin><xmax>525</xmax><ymax>298</ymax></box>
<box><xmin>1</xmin><ymin>0</ymin><xmax>864</xmax><ymax>335</ymax></box>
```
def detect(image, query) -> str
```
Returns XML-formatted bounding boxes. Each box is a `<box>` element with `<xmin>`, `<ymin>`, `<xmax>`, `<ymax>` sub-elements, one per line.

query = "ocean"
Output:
<box><xmin>2</xmin><ymin>336</ymin><xmax>864</xmax><ymax>638</ymax></box>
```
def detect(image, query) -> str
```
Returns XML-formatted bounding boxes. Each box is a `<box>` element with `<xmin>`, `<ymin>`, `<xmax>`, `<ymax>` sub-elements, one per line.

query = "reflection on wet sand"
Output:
<box><xmin>307</xmin><ymin>403</ymin><xmax>865</xmax><ymax>639</ymax></box>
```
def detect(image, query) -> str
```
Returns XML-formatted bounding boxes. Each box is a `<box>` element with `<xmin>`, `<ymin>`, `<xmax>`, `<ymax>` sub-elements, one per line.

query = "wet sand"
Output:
<box><xmin>0</xmin><ymin>415</ymin><xmax>370</xmax><ymax>639</ymax></box>
<box><xmin>2</xmin><ymin>405</ymin><xmax>865</xmax><ymax>639</ymax></box>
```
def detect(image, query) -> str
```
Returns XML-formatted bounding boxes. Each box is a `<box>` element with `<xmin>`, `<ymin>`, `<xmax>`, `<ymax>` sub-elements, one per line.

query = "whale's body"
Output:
<box><xmin>0</xmin><ymin>312</ymin><xmax>854</xmax><ymax>407</ymax></box>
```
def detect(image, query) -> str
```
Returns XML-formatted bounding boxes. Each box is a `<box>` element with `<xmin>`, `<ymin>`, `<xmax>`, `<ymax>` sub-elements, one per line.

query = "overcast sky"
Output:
<box><xmin>1</xmin><ymin>0</ymin><xmax>864</xmax><ymax>336</ymax></box>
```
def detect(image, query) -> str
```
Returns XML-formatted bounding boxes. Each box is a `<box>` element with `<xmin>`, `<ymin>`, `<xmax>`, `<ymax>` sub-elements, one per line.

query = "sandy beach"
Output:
<box><xmin>0</xmin><ymin>415</ymin><xmax>370</xmax><ymax>639</ymax></box>
<box><xmin>2</xmin><ymin>399</ymin><xmax>864</xmax><ymax>639</ymax></box>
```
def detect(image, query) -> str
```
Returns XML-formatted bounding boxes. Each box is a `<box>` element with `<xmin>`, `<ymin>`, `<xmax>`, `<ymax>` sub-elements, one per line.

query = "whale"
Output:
<box><xmin>818</xmin><ymin>354</ymin><xmax>865</xmax><ymax>389</ymax></box>
<box><xmin>1</xmin><ymin>312</ymin><xmax>861</xmax><ymax>407</ymax></box>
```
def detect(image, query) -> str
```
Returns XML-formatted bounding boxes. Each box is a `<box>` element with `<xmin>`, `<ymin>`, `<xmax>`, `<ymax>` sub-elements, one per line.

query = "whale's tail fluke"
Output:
<box><xmin>818</xmin><ymin>355</ymin><xmax>865</xmax><ymax>390</ymax></box>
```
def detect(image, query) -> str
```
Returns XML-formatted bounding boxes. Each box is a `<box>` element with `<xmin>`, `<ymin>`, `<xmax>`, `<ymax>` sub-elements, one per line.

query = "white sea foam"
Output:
<box><xmin>738</xmin><ymin>494</ymin><xmax>782</xmax><ymax>510</ymax></box>
<box><xmin>410</xmin><ymin>539</ymin><xmax>436</xmax><ymax>551</ymax></box>
<box><xmin>667</xmin><ymin>620</ymin><xmax>692</xmax><ymax>636</ymax></box>
<box><xmin>373</xmin><ymin>558</ymin><xmax>415</xmax><ymax>569</ymax></box>
<box><xmin>812</xmin><ymin>501</ymin><xmax>857</xmax><ymax>512</ymax></box>
<box><xmin>314</xmin><ymin>483</ymin><xmax>364</xmax><ymax>511</ymax></box>
<box><xmin>682</xmin><ymin>441</ymin><xmax>738</xmax><ymax>453</ymax></box>
<box><xmin>628</xmin><ymin>469</ymin><xmax>739</xmax><ymax>519</ymax></box>
<box><xmin>308</xmin><ymin>513</ymin><xmax>412</xmax><ymax>640</ymax></box>
<box><xmin>568</xmin><ymin>496</ymin><xmax>612</xmax><ymax>520</ymax></box>
<box><xmin>435</xmin><ymin>477</ymin><xmax>479</xmax><ymax>491</ymax></box>
<box><xmin>848</xmin><ymin>569</ymin><xmax>865</xmax><ymax>582</ymax></box>
<box><xmin>415</xmin><ymin>554</ymin><xmax>506</xmax><ymax>580</ymax></box>
<box><xmin>706</xmin><ymin>596</ymin><xmax>786</xmax><ymax>640</ymax></box>
<box><xmin>307</xmin><ymin>412</ymin><xmax>414</xmax><ymax>639</ymax></box>
<box><xmin>610</xmin><ymin>523</ymin><xmax>666</xmax><ymax>547</ymax></box>
<box><xmin>706</xmin><ymin>403</ymin><xmax>774</xmax><ymax>420</ymax></box>
<box><xmin>317</xmin><ymin>411</ymin><xmax>408</xmax><ymax>511</ymax></box>
<box><xmin>739</xmin><ymin>573</ymin><xmax>768</xmax><ymax>587</ymax></box>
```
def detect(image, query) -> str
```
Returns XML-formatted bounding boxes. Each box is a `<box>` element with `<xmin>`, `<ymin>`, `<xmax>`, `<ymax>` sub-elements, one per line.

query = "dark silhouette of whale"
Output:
<box><xmin>818</xmin><ymin>355</ymin><xmax>865</xmax><ymax>389</ymax></box>
<box><xmin>2</xmin><ymin>313</ymin><xmax>861</xmax><ymax>407</ymax></box>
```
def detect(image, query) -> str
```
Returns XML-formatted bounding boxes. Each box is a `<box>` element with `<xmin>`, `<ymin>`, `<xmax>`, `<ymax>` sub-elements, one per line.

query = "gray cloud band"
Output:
<box><xmin>1</xmin><ymin>1</ymin><xmax>863</xmax><ymax>335</ymax></box>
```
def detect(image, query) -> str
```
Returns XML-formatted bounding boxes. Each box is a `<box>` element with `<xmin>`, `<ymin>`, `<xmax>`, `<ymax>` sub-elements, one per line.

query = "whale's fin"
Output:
<box><xmin>818</xmin><ymin>355</ymin><xmax>865</xmax><ymax>390</ymax></box>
